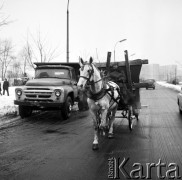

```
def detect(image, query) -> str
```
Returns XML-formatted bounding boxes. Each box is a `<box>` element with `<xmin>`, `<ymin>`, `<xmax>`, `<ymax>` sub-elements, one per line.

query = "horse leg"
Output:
<box><xmin>100</xmin><ymin>108</ymin><xmax>109</xmax><ymax>133</ymax></box>
<box><xmin>92</xmin><ymin>123</ymin><xmax>99</xmax><ymax>150</ymax></box>
<box><xmin>108</xmin><ymin>107</ymin><xmax>117</xmax><ymax>139</ymax></box>
<box><xmin>90</xmin><ymin>107</ymin><xmax>99</xmax><ymax>150</ymax></box>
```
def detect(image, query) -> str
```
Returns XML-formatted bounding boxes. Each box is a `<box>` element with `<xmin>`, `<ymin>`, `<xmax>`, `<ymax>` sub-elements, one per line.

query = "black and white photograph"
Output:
<box><xmin>0</xmin><ymin>0</ymin><xmax>182</xmax><ymax>179</ymax></box>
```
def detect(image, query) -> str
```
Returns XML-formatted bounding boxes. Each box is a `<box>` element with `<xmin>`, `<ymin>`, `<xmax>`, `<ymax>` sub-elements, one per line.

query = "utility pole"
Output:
<box><xmin>66</xmin><ymin>0</ymin><xmax>69</xmax><ymax>63</ymax></box>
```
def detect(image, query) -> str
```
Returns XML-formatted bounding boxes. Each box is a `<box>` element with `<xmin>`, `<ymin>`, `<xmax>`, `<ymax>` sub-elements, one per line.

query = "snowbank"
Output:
<box><xmin>157</xmin><ymin>81</ymin><xmax>182</xmax><ymax>92</ymax></box>
<box><xmin>0</xmin><ymin>87</ymin><xmax>18</xmax><ymax>117</ymax></box>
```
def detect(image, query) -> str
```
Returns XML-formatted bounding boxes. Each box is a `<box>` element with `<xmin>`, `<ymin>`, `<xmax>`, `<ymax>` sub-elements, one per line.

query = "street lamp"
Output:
<box><xmin>129</xmin><ymin>53</ymin><xmax>136</xmax><ymax>60</ymax></box>
<box><xmin>114</xmin><ymin>39</ymin><xmax>127</xmax><ymax>62</ymax></box>
<box><xmin>130</xmin><ymin>53</ymin><xmax>135</xmax><ymax>57</ymax></box>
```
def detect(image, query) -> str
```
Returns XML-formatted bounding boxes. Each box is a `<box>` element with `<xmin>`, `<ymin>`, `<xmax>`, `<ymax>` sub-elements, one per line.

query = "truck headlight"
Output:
<box><xmin>16</xmin><ymin>89</ymin><xmax>22</xmax><ymax>96</ymax></box>
<box><xmin>55</xmin><ymin>90</ymin><xmax>61</xmax><ymax>97</ymax></box>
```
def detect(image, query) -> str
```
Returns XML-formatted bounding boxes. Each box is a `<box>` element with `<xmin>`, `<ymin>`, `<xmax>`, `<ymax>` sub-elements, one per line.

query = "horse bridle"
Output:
<box><xmin>79</xmin><ymin>63</ymin><xmax>102</xmax><ymax>86</ymax></box>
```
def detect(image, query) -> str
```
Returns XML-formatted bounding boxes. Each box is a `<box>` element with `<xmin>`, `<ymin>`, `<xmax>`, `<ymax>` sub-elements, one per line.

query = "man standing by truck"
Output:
<box><xmin>3</xmin><ymin>78</ymin><xmax>9</xmax><ymax>96</ymax></box>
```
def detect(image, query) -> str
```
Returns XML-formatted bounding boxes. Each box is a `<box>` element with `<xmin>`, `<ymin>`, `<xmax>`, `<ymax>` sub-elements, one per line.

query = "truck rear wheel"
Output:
<box><xmin>19</xmin><ymin>105</ymin><xmax>32</xmax><ymax>119</ymax></box>
<box><xmin>61</xmin><ymin>96</ymin><xmax>72</xmax><ymax>120</ymax></box>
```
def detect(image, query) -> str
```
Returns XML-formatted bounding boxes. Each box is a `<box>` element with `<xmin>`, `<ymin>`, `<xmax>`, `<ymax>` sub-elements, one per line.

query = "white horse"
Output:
<box><xmin>77</xmin><ymin>57</ymin><xmax>121</xmax><ymax>150</ymax></box>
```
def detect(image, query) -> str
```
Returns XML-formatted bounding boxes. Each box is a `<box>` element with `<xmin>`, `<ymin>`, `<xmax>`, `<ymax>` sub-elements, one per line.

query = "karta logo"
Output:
<box><xmin>108</xmin><ymin>157</ymin><xmax>181</xmax><ymax>179</ymax></box>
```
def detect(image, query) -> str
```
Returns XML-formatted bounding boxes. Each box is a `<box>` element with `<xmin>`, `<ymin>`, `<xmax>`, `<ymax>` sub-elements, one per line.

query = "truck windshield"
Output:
<box><xmin>35</xmin><ymin>68</ymin><xmax>70</xmax><ymax>79</ymax></box>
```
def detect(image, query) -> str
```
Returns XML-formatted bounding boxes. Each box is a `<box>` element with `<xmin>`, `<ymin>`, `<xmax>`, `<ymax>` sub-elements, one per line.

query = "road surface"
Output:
<box><xmin>0</xmin><ymin>84</ymin><xmax>182</xmax><ymax>180</ymax></box>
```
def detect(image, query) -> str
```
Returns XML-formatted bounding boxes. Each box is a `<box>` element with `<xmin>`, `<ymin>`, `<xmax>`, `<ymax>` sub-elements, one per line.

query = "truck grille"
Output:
<box><xmin>24</xmin><ymin>88</ymin><xmax>53</xmax><ymax>102</ymax></box>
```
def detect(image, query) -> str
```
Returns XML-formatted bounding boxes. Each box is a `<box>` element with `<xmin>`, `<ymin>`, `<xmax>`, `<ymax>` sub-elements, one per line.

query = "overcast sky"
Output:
<box><xmin>1</xmin><ymin>0</ymin><xmax>182</xmax><ymax>65</ymax></box>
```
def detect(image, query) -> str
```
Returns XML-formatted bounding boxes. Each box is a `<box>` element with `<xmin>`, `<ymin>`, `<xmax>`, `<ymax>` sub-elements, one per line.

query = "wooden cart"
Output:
<box><xmin>95</xmin><ymin>50</ymin><xmax>148</xmax><ymax>130</ymax></box>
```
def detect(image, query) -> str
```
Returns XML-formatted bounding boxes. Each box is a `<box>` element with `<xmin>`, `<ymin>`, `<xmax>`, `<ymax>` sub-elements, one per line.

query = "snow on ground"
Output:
<box><xmin>0</xmin><ymin>87</ymin><xmax>18</xmax><ymax>117</ymax></box>
<box><xmin>157</xmin><ymin>81</ymin><xmax>182</xmax><ymax>92</ymax></box>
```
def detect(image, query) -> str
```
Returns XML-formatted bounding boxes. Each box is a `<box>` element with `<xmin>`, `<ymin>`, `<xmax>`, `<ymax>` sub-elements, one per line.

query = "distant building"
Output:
<box><xmin>178</xmin><ymin>67</ymin><xmax>182</xmax><ymax>82</ymax></box>
<box><xmin>159</xmin><ymin>65</ymin><xmax>177</xmax><ymax>81</ymax></box>
<box><xmin>140</xmin><ymin>64</ymin><xmax>159</xmax><ymax>80</ymax></box>
<box><xmin>140</xmin><ymin>63</ymin><xmax>182</xmax><ymax>82</ymax></box>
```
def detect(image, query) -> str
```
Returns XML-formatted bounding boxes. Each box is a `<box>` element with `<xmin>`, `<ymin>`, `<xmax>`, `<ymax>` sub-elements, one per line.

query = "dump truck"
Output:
<box><xmin>14</xmin><ymin>62</ymin><xmax>81</xmax><ymax>120</ymax></box>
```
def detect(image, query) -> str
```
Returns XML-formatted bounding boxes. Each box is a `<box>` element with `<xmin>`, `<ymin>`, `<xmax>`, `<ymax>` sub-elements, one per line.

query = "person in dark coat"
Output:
<box><xmin>3</xmin><ymin>78</ymin><xmax>9</xmax><ymax>96</ymax></box>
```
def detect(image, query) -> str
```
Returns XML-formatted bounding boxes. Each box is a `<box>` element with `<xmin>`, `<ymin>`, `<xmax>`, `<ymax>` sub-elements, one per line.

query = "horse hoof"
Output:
<box><xmin>108</xmin><ymin>133</ymin><xmax>114</xmax><ymax>139</ymax></box>
<box><xmin>92</xmin><ymin>144</ymin><xmax>99</xmax><ymax>150</ymax></box>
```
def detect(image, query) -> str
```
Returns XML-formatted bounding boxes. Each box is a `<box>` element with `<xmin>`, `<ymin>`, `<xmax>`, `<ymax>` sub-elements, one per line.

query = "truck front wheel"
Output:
<box><xmin>61</xmin><ymin>96</ymin><xmax>72</xmax><ymax>120</ymax></box>
<box><xmin>19</xmin><ymin>105</ymin><xmax>32</xmax><ymax>119</ymax></box>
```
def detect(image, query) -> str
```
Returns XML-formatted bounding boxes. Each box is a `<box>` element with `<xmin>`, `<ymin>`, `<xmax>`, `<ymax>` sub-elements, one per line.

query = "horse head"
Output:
<box><xmin>77</xmin><ymin>57</ymin><xmax>94</xmax><ymax>89</ymax></box>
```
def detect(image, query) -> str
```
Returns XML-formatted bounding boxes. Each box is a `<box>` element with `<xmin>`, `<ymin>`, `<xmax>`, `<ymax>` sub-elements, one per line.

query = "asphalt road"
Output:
<box><xmin>0</xmin><ymin>84</ymin><xmax>182</xmax><ymax>180</ymax></box>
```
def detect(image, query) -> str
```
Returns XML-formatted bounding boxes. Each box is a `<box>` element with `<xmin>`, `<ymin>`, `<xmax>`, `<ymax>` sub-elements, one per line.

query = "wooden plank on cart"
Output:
<box><xmin>106</xmin><ymin>52</ymin><xmax>111</xmax><ymax>72</ymax></box>
<box><xmin>124</xmin><ymin>50</ymin><xmax>132</xmax><ymax>91</ymax></box>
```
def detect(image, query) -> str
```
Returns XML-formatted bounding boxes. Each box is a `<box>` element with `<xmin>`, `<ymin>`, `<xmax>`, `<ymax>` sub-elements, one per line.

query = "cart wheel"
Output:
<box><xmin>128</xmin><ymin>108</ymin><xmax>133</xmax><ymax>131</ymax></box>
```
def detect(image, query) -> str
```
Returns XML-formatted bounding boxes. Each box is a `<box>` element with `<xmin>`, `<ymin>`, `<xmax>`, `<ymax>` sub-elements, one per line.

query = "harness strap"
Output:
<box><xmin>84</xmin><ymin>88</ymin><xmax>107</xmax><ymax>101</ymax></box>
<box><xmin>94</xmin><ymin>78</ymin><xmax>103</xmax><ymax>84</ymax></box>
<box><xmin>107</xmin><ymin>91</ymin><xmax>120</xmax><ymax>104</ymax></box>
<box><xmin>105</xmin><ymin>85</ymin><xmax>121</xmax><ymax>109</ymax></box>
<box><xmin>79</xmin><ymin>75</ymin><xmax>89</xmax><ymax>80</ymax></box>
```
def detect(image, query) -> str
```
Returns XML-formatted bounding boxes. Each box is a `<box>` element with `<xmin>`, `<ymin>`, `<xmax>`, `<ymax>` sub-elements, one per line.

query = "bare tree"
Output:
<box><xmin>19</xmin><ymin>49</ymin><xmax>27</xmax><ymax>75</ymax></box>
<box><xmin>20</xmin><ymin>30</ymin><xmax>60</xmax><ymax>69</ymax></box>
<box><xmin>0</xmin><ymin>3</ymin><xmax>11</xmax><ymax>28</ymax></box>
<box><xmin>25</xmin><ymin>40</ymin><xmax>35</xmax><ymax>69</ymax></box>
<box><xmin>0</xmin><ymin>39</ymin><xmax>14</xmax><ymax>80</ymax></box>
<box><xmin>19</xmin><ymin>41</ymin><xmax>34</xmax><ymax>72</ymax></box>
<box><xmin>7</xmin><ymin>61</ymin><xmax>22</xmax><ymax>79</ymax></box>
<box><xmin>19</xmin><ymin>31</ymin><xmax>60</xmax><ymax>74</ymax></box>
<box><xmin>32</xmin><ymin>31</ymin><xmax>59</xmax><ymax>63</ymax></box>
